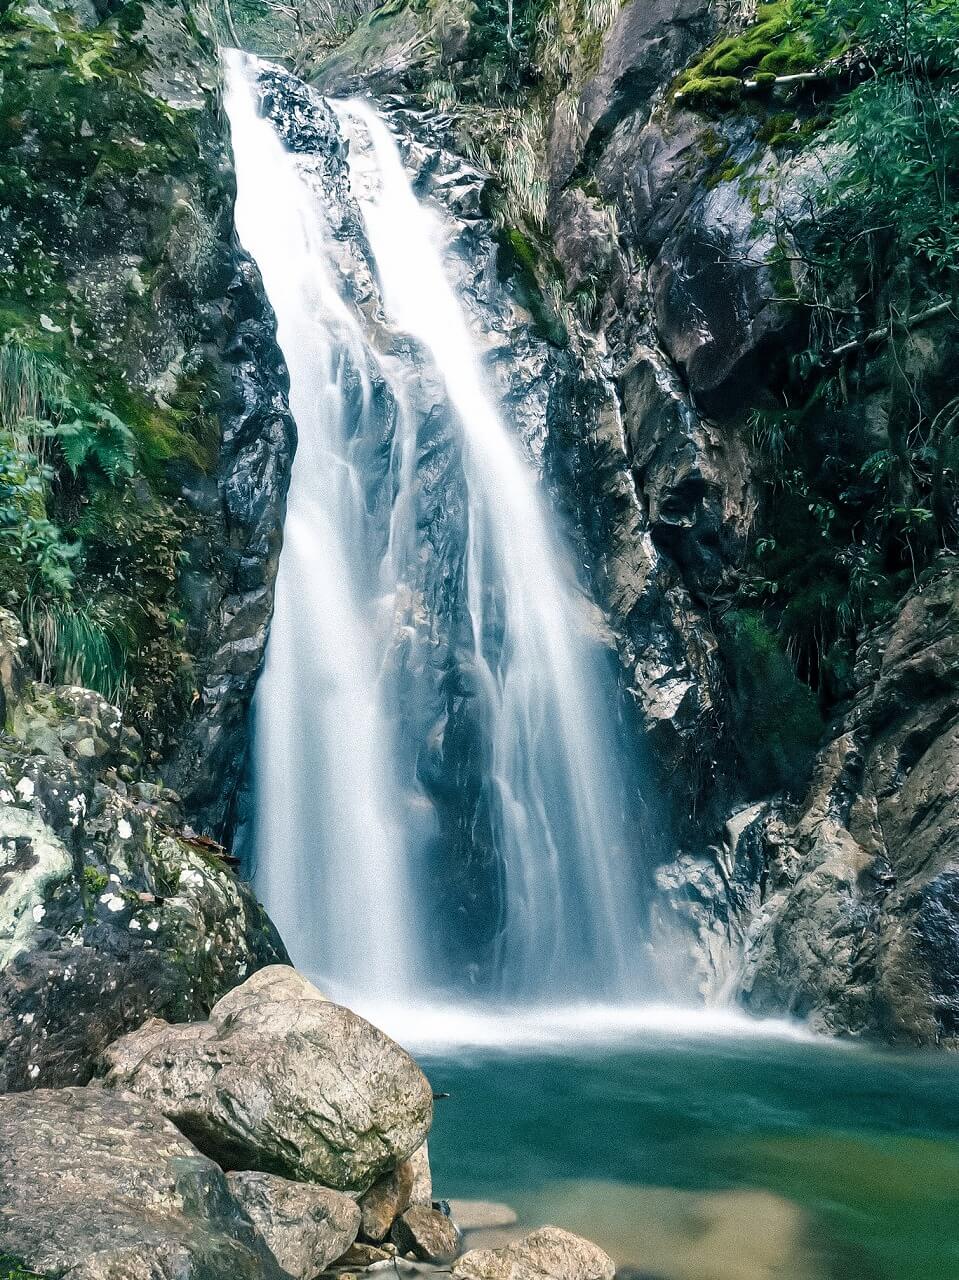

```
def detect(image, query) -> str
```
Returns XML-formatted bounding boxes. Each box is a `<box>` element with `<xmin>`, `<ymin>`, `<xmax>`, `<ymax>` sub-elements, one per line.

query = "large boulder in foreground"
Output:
<box><xmin>226</xmin><ymin>1171</ymin><xmax>360</xmax><ymax>1278</ymax></box>
<box><xmin>0</xmin><ymin>1087</ymin><xmax>284</xmax><ymax>1280</ymax></box>
<box><xmin>453</xmin><ymin>1228</ymin><xmax>615</xmax><ymax>1280</ymax></box>
<box><xmin>101</xmin><ymin>966</ymin><xmax>434</xmax><ymax>1191</ymax></box>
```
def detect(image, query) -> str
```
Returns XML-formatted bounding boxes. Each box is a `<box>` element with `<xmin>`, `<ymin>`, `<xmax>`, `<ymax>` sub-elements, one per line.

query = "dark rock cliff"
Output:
<box><xmin>0</xmin><ymin>0</ymin><xmax>293</xmax><ymax>1086</ymax></box>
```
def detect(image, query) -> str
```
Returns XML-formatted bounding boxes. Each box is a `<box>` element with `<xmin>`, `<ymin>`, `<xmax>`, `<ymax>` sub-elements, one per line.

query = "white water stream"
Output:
<box><xmin>224</xmin><ymin>54</ymin><xmax>643</xmax><ymax>1008</ymax></box>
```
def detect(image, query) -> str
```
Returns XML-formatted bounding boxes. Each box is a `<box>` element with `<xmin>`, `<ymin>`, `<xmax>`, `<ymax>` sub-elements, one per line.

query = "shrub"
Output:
<box><xmin>719</xmin><ymin>608</ymin><xmax>824</xmax><ymax>797</ymax></box>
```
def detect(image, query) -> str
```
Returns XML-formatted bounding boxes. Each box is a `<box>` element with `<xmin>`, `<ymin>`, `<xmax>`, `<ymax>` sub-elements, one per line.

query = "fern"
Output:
<box><xmin>22</xmin><ymin>595</ymin><xmax>129</xmax><ymax>705</ymax></box>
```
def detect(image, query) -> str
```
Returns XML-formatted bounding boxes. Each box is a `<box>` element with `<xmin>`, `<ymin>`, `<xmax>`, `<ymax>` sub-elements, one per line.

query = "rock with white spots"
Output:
<box><xmin>0</xmin><ymin>808</ymin><xmax>72</xmax><ymax>968</ymax></box>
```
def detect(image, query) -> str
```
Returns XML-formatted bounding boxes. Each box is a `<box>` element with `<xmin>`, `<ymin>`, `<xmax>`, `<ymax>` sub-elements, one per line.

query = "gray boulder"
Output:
<box><xmin>0</xmin><ymin>1087</ymin><xmax>284</xmax><ymax>1280</ymax></box>
<box><xmin>226</xmin><ymin>1171</ymin><xmax>360</xmax><ymax>1277</ymax></box>
<box><xmin>101</xmin><ymin>967</ymin><xmax>434</xmax><ymax>1190</ymax></box>
<box><xmin>453</xmin><ymin>1227</ymin><xmax>615</xmax><ymax>1280</ymax></box>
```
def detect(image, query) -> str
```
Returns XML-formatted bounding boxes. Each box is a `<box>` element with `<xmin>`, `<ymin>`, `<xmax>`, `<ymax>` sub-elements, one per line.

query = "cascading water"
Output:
<box><xmin>333</xmin><ymin>100</ymin><xmax>639</xmax><ymax>999</ymax></box>
<box><xmin>223</xmin><ymin>52</ymin><xmax>417</xmax><ymax>1000</ymax></box>
<box><xmin>224</xmin><ymin>52</ymin><xmax>644</xmax><ymax>1010</ymax></box>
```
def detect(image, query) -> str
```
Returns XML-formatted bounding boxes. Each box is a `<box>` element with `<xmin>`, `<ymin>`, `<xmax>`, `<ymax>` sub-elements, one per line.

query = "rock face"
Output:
<box><xmin>226</xmin><ymin>1171</ymin><xmax>361</xmax><ymax>1277</ymax></box>
<box><xmin>453</xmin><ymin>1227</ymin><xmax>616</xmax><ymax>1280</ymax></box>
<box><xmin>0</xmin><ymin>1087</ymin><xmax>284</xmax><ymax>1280</ymax></box>
<box><xmin>657</xmin><ymin>564</ymin><xmax>959</xmax><ymax>1044</ymax></box>
<box><xmin>101</xmin><ymin>967</ymin><xmax>434</xmax><ymax>1190</ymax></box>
<box><xmin>0</xmin><ymin>0</ymin><xmax>295</xmax><ymax>835</ymax></box>
<box><xmin>0</xmin><ymin>614</ymin><xmax>286</xmax><ymax>1092</ymax></box>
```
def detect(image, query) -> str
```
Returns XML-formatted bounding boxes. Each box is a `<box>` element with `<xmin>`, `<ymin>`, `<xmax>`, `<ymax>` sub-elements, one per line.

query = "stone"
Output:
<box><xmin>391</xmin><ymin>1206</ymin><xmax>462</xmax><ymax>1265</ymax></box>
<box><xmin>548</xmin><ymin>0</ymin><xmax>716</xmax><ymax>191</ymax></box>
<box><xmin>0</xmin><ymin>1087</ymin><xmax>283</xmax><ymax>1280</ymax></box>
<box><xmin>226</xmin><ymin>1171</ymin><xmax>361</xmax><ymax>1277</ymax></box>
<box><xmin>359</xmin><ymin>1160</ymin><xmax>415</xmax><ymax>1241</ymax></box>
<box><xmin>101</xmin><ymin>968</ymin><xmax>434</xmax><ymax>1190</ymax></box>
<box><xmin>0</xmin><ymin>807</ymin><xmax>73</xmax><ymax>968</ymax></box>
<box><xmin>338</xmin><ymin>1242</ymin><xmax>398</xmax><ymax>1266</ymax></box>
<box><xmin>452</xmin><ymin>1228</ymin><xmax>615</xmax><ymax>1280</ymax></box>
<box><xmin>448</xmin><ymin>1202</ymin><xmax>519</xmax><ymax>1231</ymax></box>
<box><xmin>210</xmin><ymin>962</ymin><xmax>329</xmax><ymax>1024</ymax></box>
<box><xmin>408</xmin><ymin>1141</ymin><xmax>433</xmax><ymax>1205</ymax></box>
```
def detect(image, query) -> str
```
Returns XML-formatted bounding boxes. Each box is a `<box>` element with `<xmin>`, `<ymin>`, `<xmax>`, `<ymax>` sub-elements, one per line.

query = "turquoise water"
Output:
<box><xmin>420</xmin><ymin>1030</ymin><xmax>959</xmax><ymax>1280</ymax></box>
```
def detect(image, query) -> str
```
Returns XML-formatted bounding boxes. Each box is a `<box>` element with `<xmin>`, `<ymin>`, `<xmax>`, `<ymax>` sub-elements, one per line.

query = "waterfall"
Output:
<box><xmin>224</xmin><ymin>53</ymin><xmax>643</xmax><ymax>1010</ymax></box>
<box><xmin>223</xmin><ymin>52</ymin><xmax>417</xmax><ymax>1000</ymax></box>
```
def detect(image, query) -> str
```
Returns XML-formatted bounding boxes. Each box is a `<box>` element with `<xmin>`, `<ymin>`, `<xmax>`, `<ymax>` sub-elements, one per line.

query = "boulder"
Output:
<box><xmin>453</xmin><ymin>1228</ymin><xmax>615</xmax><ymax>1280</ymax></box>
<box><xmin>0</xmin><ymin>1087</ymin><xmax>284</xmax><ymax>1280</ymax></box>
<box><xmin>392</xmin><ymin>1205</ymin><xmax>462</xmax><ymax>1265</ymax></box>
<box><xmin>101</xmin><ymin>967</ymin><xmax>434</xmax><ymax>1191</ymax></box>
<box><xmin>210</xmin><ymin>962</ymin><xmax>329</xmax><ymax>1024</ymax></box>
<box><xmin>408</xmin><ymin>1141</ymin><xmax>433</xmax><ymax>1205</ymax></box>
<box><xmin>226</xmin><ymin>1171</ymin><xmax>361</xmax><ymax>1277</ymax></box>
<box><xmin>0</xmin><ymin>677</ymin><xmax>287</xmax><ymax>1092</ymax></box>
<box><xmin>359</xmin><ymin>1160</ymin><xmax>414</xmax><ymax>1241</ymax></box>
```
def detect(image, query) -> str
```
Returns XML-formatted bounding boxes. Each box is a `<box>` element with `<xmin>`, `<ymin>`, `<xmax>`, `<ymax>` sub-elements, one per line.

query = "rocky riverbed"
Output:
<box><xmin>0</xmin><ymin>963</ymin><xmax>616</xmax><ymax>1280</ymax></box>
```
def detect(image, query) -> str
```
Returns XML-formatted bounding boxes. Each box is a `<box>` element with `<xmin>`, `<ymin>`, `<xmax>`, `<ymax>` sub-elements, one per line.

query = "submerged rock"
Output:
<box><xmin>101</xmin><ymin>966</ymin><xmax>434</xmax><ymax>1190</ymax></box>
<box><xmin>453</xmin><ymin>1227</ymin><xmax>615</xmax><ymax>1280</ymax></box>
<box><xmin>226</xmin><ymin>1171</ymin><xmax>361</xmax><ymax>1277</ymax></box>
<box><xmin>0</xmin><ymin>1087</ymin><xmax>283</xmax><ymax>1280</ymax></box>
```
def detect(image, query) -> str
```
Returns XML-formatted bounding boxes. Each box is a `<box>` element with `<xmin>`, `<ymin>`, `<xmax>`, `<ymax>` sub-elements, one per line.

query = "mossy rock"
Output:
<box><xmin>673</xmin><ymin>2</ymin><xmax>816</xmax><ymax>113</ymax></box>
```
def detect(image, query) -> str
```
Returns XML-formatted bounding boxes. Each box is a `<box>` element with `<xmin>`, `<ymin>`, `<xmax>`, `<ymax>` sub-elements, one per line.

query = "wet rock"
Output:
<box><xmin>360</xmin><ymin>1161</ymin><xmax>415</xmax><ymax>1241</ymax></box>
<box><xmin>0</xmin><ymin>807</ymin><xmax>73</xmax><ymax>968</ymax></box>
<box><xmin>453</xmin><ymin>1227</ymin><xmax>615</xmax><ymax>1280</ymax></box>
<box><xmin>102</xmin><ymin>968</ymin><xmax>433</xmax><ymax>1190</ymax></box>
<box><xmin>652</xmin><ymin>563</ymin><xmax>959</xmax><ymax>1043</ymax></box>
<box><xmin>548</xmin><ymin>0</ymin><xmax>716</xmax><ymax>191</ymax></box>
<box><xmin>0</xmin><ymin>685</ymin><xmax>286</xmax><ymax>1091</ymax></box>
<box><xmin>226</xmin><ymin>1171</ymin><xmax>361</xmax><ymax>1277</ymax></box>
<box><xmin>391</xmin><ymin>1205</ymin><xmax>462</xmax><ymax>1265</ymax></box>
<box><xmin>618</xmin><ymin>345</ymin><xmax>752</xmax><ymax>594</ymax></box>
<box><xmin>0</xmin><ymin>1087</ymin><xmax>283</xmax><ymax>1280</ymax></box>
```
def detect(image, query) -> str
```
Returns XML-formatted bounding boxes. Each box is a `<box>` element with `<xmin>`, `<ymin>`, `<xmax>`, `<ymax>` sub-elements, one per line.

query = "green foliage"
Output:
<box><xmin>718</xmin><ymin>608</ymin><xmax>823</xmax><ymax>796</ymax></box>
<box><xmin>801</xmin><ymin>0</ymin><xmax>959</xmax><ymax>288</ymax></box>
<box><xmin>82</xmin><ymin>864</ymin><xmax>109</xmax><ymax>895</ymax></box>
<box><xmin>741</xmin><ymin>383</ymin><xmax>935</xmax><ymax>695</ymax></box>
<box><xmin>0</xmin><ymin>1258</ymin><xmax>48</xmax><ymax>1280</ymax></box>
<box><xmin>0</xmin><ymin>435</ymin><xmax>77</xmax><ymax>595</ymax></box>
<box><xmin>23</xmin><ymin>594</ymin><xmax>130</xmax><ymax>704</ymax></box>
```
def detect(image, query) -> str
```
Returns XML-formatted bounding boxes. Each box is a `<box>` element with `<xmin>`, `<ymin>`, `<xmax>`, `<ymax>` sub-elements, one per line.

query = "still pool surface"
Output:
<box><xmin>411</xmin><ymin>1019</ymin><xmax>959</xmax><ymax>1280</ymax></box>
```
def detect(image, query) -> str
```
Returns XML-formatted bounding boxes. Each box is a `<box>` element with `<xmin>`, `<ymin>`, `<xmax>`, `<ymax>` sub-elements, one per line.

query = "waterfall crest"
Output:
<box><xmin>224</xmin><ymin>52</ymin><xmax>644</xmax><ymax>1008</ymax></box>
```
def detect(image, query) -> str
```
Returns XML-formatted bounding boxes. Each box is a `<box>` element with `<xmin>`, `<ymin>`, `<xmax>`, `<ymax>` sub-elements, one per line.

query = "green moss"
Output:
<box><xmin>673</xmin><ymin>2</ymin><xmax>816</xmax><ymax>113</ymax></box>
<box><xmin>676</xmin><ymin>75</ymin><xmax>743</xmax><ymax>111</ymax></box>
<box><xmin>82</xmin><ymin>865</ymin><xmax>109</xmax><ymax>896</ymax></box>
